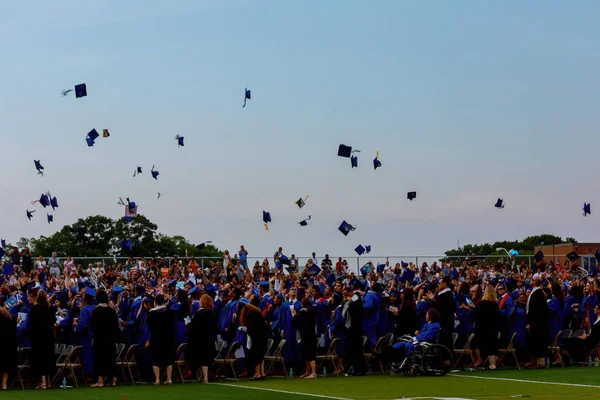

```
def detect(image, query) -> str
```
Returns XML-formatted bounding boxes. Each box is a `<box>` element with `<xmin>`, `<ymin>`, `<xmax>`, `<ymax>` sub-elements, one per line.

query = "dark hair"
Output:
<box><xmin>301</xmin><ymin>297</ymin><xmax>312</xmax><ymax>312</ymax></box>
<box><xmin>459</xmin><ymin>281</ymin><xmax>470</xmax><ymax>295</ymax></box>
<box><xmin>401</xmin><ymin>287</ymin><xmax>416</xmax><ymax>313</ymax></box>
<box><xmin>96</xmin><ymin>289</ymin><xmax>109</xmax><ymax>304</ymax></box>
<box><xmin>37</xmin><ymin>290</ymin><xmax>50</xmax><ymax>308</ymax></box>
<box><xmin>426</xmin><ymin>308</ymin><xmax>440</xmax><ymax>323</ymax></box>
<box><xmin>155</xmin><ymin>293</ymin><xmax>165</xmax><ymax>306</ymax></box>
<box><xmin>551</xmin><ymin>283</ymin><xmax>564</xmax><ymax>308</ymax></box>
<box><xmin>176</xmin><ymin>289</ymin><xmax>190</xmax><ymax>318</ymax></box>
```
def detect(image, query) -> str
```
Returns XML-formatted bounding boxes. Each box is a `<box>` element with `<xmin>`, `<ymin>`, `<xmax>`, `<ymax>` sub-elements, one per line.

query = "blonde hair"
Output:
<box><xmin>482</xmin><ymin>285</ymin><xmax>497</xmax><ymax>302</ymax></box>
<box><xmin>200</xmin><ymin>294</ymin><xmax>214</xmax><ymax>310</ymax></box>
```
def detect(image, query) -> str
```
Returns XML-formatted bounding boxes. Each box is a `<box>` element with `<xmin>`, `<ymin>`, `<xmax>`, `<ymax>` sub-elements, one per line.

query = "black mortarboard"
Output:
<box><xmin>308</xmin><ymin>265</ymin><xmax>322</xmax><ymax>275</ymax></box>
<box><xmin>103</xmin><ymin>129</ymin><xmax>110</xmax><ymax>138</ymax></box>
<box><xmin>298</xmin><ymin>215</ymin><xmax>311</xmax><ymax>226</ymax></box>
<box><xmin>534</xmin><ymin>250</ymin><xmax>544</xmax><ymax>263</ymax></box>
<box><xmin>151</xmin><ymin>165</ymin><xmax>159</xmax><ymax>180</ymax></box>
<box><xmin>144</xmin><ymin>295</ymin><xmax>155</xmax><ymax>303</ymax></box>
<box><xmin>55</xmin><ymin>290</ymin><xmax>68</xmax><ymax>303</ymax></box>
<box><xmin>263</xmin><ymin>211</ymin><xmax>271</xmax><ymax>224</ymax></box>
<box><xmin>47</xmin><ymin>213</ymin><xmax>53</xmax><ymax>224</ymax></box>
<box><xmin>295</xmin><ymin>197</ymin><xmax>307</xmax><ymax>208</ymax></box>
<box><xmin>373</xmin><ymin>151</ymin><xmax>382</xmax><ymax>170</ymax></box>
<box><xmin>351</xmin><ymin>155</ymin><xmax>358</xmax><ymax>168</ymax></box>
<box><xmin>26</xmin><ymin>210</ymin><xmax>35</xmax><ymax>220</ymax></box>
<box><xmin>337</xmin><ymin>144</ymin><xmax>354</xmax><ymax>158</ymax></box>
<box><xmin>176</xmin><ymin>135</ymin><xmax>184</xmax><ymax>147</ymax></box>
<box><xmin>355</xmin><ymin>245</ymin><xmax>365</xmax><ymax>255</ymax></box>
<box><xmin>401</xmin><ymin>269</ymin><xmax>416</xmax><ymax>283</ymax></box>
<box><xmin>196</xmin><ymin>241</ymin><xmax>213</xmax><ymax>250</ymax></box>
<box><xmin>566</xmin><ymin>251</ymin><xmax>580</xmax><ymax>263</ymax></box>
<box><xmin>365</xmin><ymin>245</ymin><xmax>371</xmax><ymax>254</ymax></box>
<box><xmin>167</xmin><ymin>279</ymin><xmax>177</xmax><ymax>288</ymax></box>
<box><xmin>74</xmin><ymin>83</ymin><xmax>87</xmax><ymax>98</ymax></box>
<box><xmin>34</xmin><ymin>160</ymin><xmax>44</xmax><ymax>176</ymax></box>
<box><xmin>338</xmin><ymin>220</ymin><xmax>356</xmax><ymax>236</ymax></box>
<box><xmin>495</xmin><ymin>198</ymin><xmax>504</xmax><ymax>209</ymax></box>
<box><xmin>22</xmin><ymin>281</ymin><xmax>36</xmax><ymax>291</ymax></box>
<box><xmin>188</xmin><ymin>286</ymin><xmax>199</xmax><ymax>296</ymax></box>
<box><xmin>376</xmin><ymin>264</ymin><xmax>385</xmax><ymax>274</ymax></box>
<box><xmin>50</xmin><ymin>196</ymin><xmax>58</xmax><ymax>210</ymax></box>
<box><xmin>134</xmin><ymin>283</ymin><xmax>145</xmax><ymax>296</ymax></box>
<box><xmin>243</xmin><ymin>88</ymin><xmax>251</xmax><ymax>107</ymax></box>
<box><xmin>86</xmin><ymin>129</ymin><xmax>99</xmax><ymax>147</ymax></box>
<box><xmin>407</xmin><ymin>191</ymin><xmax>417</xmax><ymax>201</ymax></box>
<box><xmin>1</xmin><ymin>239</ymin><xmax>6</xmax><ymax>248</ymax></box>
<box><xmin>137</xmin><ymin>166</ymin><xmax>142</xmax><ymax>174</ymax></box>
<box><xmin>259</xmin><ymin>282</ymin><xmax>270</xmax><ymax>292</ymax></box>
<box><xmin>583</xmin><ymin>203</ymin><xmax>591</xmax><ymax>216</ymax></box>
<box><xmin>39</xmin><ymin>193</ymin><xmax>50</xmax><ymax>208</ymax></box>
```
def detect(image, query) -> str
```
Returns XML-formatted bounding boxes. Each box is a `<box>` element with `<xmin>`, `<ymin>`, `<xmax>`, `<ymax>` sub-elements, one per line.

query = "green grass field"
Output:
<box><xmin>4</xmin><ymin>368</ymin><xmax>600</xmax><ymax>400</ymax></box>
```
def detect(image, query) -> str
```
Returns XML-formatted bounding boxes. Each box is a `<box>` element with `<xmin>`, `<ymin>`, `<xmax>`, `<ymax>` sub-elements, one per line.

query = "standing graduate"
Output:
<box><xmin>0</xmin><ymin>295</ymin><xmax>18</xmax><ymax>390</ymax></box>
<box><xmin>472</xmin><ymin>286</ymin><xmax>502</xmax><ymax>369</ymax></box>
<box><xmin>546</xmin><ymin>283</ymin><xmax>564</xmax><ymax>347</ymax></box>
<box><xmin>75</xmin><ymin>288</ymin><xmax>96</xmax><ymax>378</ymax></box>
<box><xmin>28</xmin><ymin>290</ymin><xmax>55</xmax><ymax>389</ymax></box>
<box><xmin>240</xmin><ymin>303</ymin><xmax>269</xmax><ymax>380</ymax></box>
<box><xmin>146</xmin><ymin>294</ymin><xmax>176</xmax><ymax>385</ymax></box>
<box><xmin>280</xmin><ymin>288</ymin><xmax>301</xmax><ymax>364</ymax></box>
<box><xmin>326</xmin><ymin>292</ymin><xmax>345</xmax><ymax>375</ymax></box>
<box><xmin>395</xmin><ymin>288</ymin><xmax>419</xmax><ymax>338</ymax></box>
<box><xmin>186</xmin><ymin>295</ymin><xmax>218</xmax><ymax>383</ymax></box>
<box><xmin>361</xmin><ymin>283</ymin><xmax>382</xmax><ymax>349</ymax></box>
<box><xmin>343</xmin><ymin>286</ymin><xmax>366</xmax><ymax>376</ymax></box>
<box><xmin>525</xmin><ymin>275</ymin><xmax>549</xmax><ymax>368</ymax></box>
<box><xmin>218</xmin><ymin>288</ymin><xmax>241</xmax><ymax>345</ymax></box>
<box><xmin>171</xmin><ymin>289</ymin><xmax>189</xmax><ymax>348</ymax></box>
<box><xmin>432</xmin><ymin>276</ymin><xmax>456</xmax><ymax>352</ymax></box>
<box><xmin>90</xmin><ymin>289</ymin><xmax>120</xmax><ymax>387</ymax></box>
<box><xmin>497</xmin><ymin>282</ymin><xmax>515</xmax><ymax>348</ymax></box>
<box><xmin>292</xmin><ymin>297</ymin><xmax>318</xmax><ymax>379</ymax></box>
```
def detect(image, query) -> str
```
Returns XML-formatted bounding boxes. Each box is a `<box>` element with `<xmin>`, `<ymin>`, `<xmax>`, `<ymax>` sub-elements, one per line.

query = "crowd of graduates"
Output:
<box><xmin>1</xmin><ymin>246</ymin><xmax>600</xmax><ymax>390</ymax></box>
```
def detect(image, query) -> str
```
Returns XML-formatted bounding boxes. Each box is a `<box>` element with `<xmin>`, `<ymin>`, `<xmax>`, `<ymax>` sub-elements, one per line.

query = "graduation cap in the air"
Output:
<box><xmin>74</xmin><ymin>83</ymin><xmax>87</xmax><ymax>98</ymax></box>
<box><xmin>37</xmin><ymin>193</ymin><xmax>50</xmax><ymax>208</ymax></box>
<box><xmin>121</xmin><ymin>239</ymin><xmax>133</xmax><ymax>253</ymax></box>
<box><xmin>175</xmin><ymin>135</ymin><xmax>184</xmax><ymax>147</ymax></box>
<box><xmin>157</xmin><ymin>192</ymin><xmax>161</xmax><ymax>200</ymax></box>
<box><xmin>351</xmin><ymin>155</ymin><xmax>358</xmax><ymax>168</ymax></box>
<box><xmin>196</xmin><ymin>241</ymin><xmax>213</xmax><ymax>250</ymax></box>
<box><xmin>365</xmin><ymin>245</ymin><xmax>371</xmax><ymax>254</ymax></box>
<box><xmin>308</xmin><ymin>265</ymin><xmax>322</xmax><ymax>276</ymax></box>
<box><xmin>137</xmin><ymin>166</ymin><xmax>142</xmax><ymax>174</ymax></box>
<box><xmin>47</xmin><ymin>214</ymin><xmax>53</xmax><ymax>224</ymax></box>
<box><xmin>407</xmin><ymin>191</ymin><xmax>417</xmax><ymax>201</ymax></box>
<box><xmin>298</xmin><ymin>216</ymin><xmax>312</xmax><ymax>226</ymax></box>
<box><xmin>373</xmin><ymin>151</ymin><xmax>382</xmax><ymax>170</ymax></box>
<box><xmin>243</xmin><ymin>88</ymin><xmax>251</xmax><ymax>107</ymax></box>
<box><xmin>86</xmin><ymin>129</ymin><xmax>99</xmax><ymax>147</ymax></box>
<box><xmin>26</xmin><ymin>210</ymin><xmax>35</xmax><ymax>220</ymax></box>
<box><xmin>337</xmin><ymin>144</ymin><xmax>360</xmax><ymax>158</ymax></box>
<box><xmin>566</xmin><ymin>251</ymin><xmax>580</xmax><ymax>263</ymax></box>
<box><xmin>495</xmin><ymin>198</ymin><xmax>505</xmax><ymax>209</ymax></box>
<box><xmin>295</xmin><ymin>195</ymin><xmax>309</xmax><ymax>209</ymax></box>
<box><xmin>376</xmin><ymin>263</ymin><xmax>385</xmax><ymax>274</ymax></box>
<box><xmin>534</xmin><ymin>250</ymin><xmax>544</xmax><ymax>263</ymax></box>
<box><xmin>188</xmin><ymin>286</ymin><xmax>199</xmax><ymax>296</ymax></box>
<box><xmin>50</xmin><ymin>196</ymin><xmax>58</xmax><ymax>210</ymax></box>
<box><xmin>583</xmin><ymin>203</ymin><xmax>591</xmax><ymax>217</ymax></box>
<box><xmin>34</xmin><ymin>160</ymin><xmax>44</xmax><ymax>176</ymax></box>
<box><xmin>1</xmin><ymin>239</ymin><xmax>6</xmax><ymax>248</ymax></box>
<box><xmin>151</xmin><ymin>165</ymin><xmax>159</xmax><ymax>180</ymax></box>
<box><xmin>338</xmin><ymin>220</ymin><xmax>356</xmax><ymax>236</ymax></box>
<box><xmin>102</xmin><ymin>129</ymin><xmax>110</xmax><ymax>138</ymax></box>
<box><xmin>263</xmin><ymin>211</ymin><xmax>271</xmax><ymax>231</ymax></box>
<box><xmin>359</xmin><ymin>266</ymin><xmax>367</xmax><ymax>277</ymax></box>
<box><xmin>355</xmin><ymin>245</ymin><xmax>366</xmax><ymax>256</ymax></box>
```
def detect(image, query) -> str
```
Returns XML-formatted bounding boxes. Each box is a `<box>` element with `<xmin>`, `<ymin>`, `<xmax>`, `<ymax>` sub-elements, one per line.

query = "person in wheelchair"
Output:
<box><xmin>390</xmin><ymin>308</ymin><xmax>441</xmax><ymax>372</ymax></box>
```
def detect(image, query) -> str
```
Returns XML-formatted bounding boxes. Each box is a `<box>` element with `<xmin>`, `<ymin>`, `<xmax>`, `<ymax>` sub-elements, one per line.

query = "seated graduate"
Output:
<box><xmin>391</xmin><ymin>308</ymin><xmax>441</xmax><ymax>371</ymax></box>
<box><xmin>562</xmin><ymin>303</ymin><xmax>600</xmax><ymax>363</ymax></box>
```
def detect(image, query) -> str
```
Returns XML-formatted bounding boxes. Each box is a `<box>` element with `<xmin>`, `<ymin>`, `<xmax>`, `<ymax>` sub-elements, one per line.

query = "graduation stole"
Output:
<box><xmin>499</xmin><ymin>293</ymin><xmax>510</xmax><ymax>310</ymax></box>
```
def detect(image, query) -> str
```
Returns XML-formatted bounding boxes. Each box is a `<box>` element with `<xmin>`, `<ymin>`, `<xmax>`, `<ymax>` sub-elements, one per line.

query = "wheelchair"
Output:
<box><xmin>392</xmin><ymin>334</ymin><xmax>454</xmax><ymax>377</ymax></box>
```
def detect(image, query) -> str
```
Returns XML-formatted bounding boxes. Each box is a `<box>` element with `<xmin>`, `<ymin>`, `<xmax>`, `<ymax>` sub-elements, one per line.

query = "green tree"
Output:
<box><xmin>445</xmin><ymin>234</ymin><xmax>570</xmax><ymax>257</ymax></box>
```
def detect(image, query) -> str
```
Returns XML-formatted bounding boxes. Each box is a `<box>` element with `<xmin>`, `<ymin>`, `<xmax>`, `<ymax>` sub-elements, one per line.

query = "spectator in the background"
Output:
<box><xmin>9</xmin><ymin>248</ymin><xmax>21</xmax><ymax>271</ymax></box>
<box><xmin>238</xmin><ymin>246</ymin><xmax>248</xmax><ymax>270</ymax></box>
<box><xmin>36</xmin><ymin>256</ymin><xmax>47</xmax><ymax>273</ymax></box>
<box><xmin>223</xmin><ymin>250</ymin><xmax>231</xmax><ymax>270</ymax></box>
<box><xmin>48</xmin><ymin>252</ymin><xmax>60</xmax><ymax>279</ymax></box>
<box><xmin>321</xmin><ymin>254</ymin><xmax>333</xmax><ymax>272</ymax></box>
<box><xmin>21</xmin><ymin>248</ymin><xmax>32</xmax><ymax>275</ymax></box>
<box><xmin>289</xmin><ymin>254</ymin><xmax>298</xmax><ymax>271</ymax></box>
<box><xmin>311</xmin><ymin>252</ymin><xmax>318</xmax><ymax>266</ymax></box>
<box><xmin>63</xmin><ymin>256</ymin><xmax>74</xmax><ymax>276</ymax></box>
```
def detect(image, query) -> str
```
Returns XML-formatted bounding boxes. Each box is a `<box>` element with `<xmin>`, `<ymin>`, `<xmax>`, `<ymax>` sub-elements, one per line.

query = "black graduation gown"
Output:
<box><xmin>344</xmin><ymin>299</ymin><xmax>366</xmax><ymax>374</ymax></box>
<box><xmin>245</xmin><ymin>309</ymin><xmax>269</xmax><ymax>369</ymax></box>
<box><xmin>28</xmin><ymin>304</ymin><xmax>56</xmax><ymax>377</ymax></box>
<box><xmin>395</xmin><ymin>306</ymin><xmax>419</xmax><ymax>337</ymax></box>
<box><xmin>292</xmin><ymin>309</ymin><xmax>317</xmax><ymax>362</ymax></box>
<box><xmin>147</xmin><ymin>307</ymin><xmax>176</xmax><ymax>367</ymax></box>
<box><xmin>434</xmin><ymin>290</ymin><xmax>456</xmax><ymax>351</ymax></box>
<box><xmin>0</xmin><ymin>313</ymin><xmax>17</xmax><ymax>374</ymax></box>
<box><xmin>186</xmin><ymin>308</ymin><xmax>218</xmax><ymax>368</ymax></box>
<box><xmin>472</xmin><ymin>300</ymin><xmax>501</xmax><ymax>355</ymax></box>
<box><xmin>90</xmin><ymin>305</ymin><xmax>120</xmax><ymax>377</ymax></box>
<box><xmin>526</xmin><ymin>288</ymin><xmax>549</xmax><ymax>358</ymax></box>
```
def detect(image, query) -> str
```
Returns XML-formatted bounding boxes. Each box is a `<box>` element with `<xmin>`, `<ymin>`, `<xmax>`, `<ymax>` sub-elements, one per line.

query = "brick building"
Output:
<box><xmin>533</xmin><ymin>242</ymin><xmax>600</xmax><ymax>270</ymax></box>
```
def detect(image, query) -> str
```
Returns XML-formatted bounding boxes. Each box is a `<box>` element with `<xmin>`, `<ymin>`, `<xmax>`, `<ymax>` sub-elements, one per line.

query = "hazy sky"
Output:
<box><xmin>2</xmin><ymin>1</ymin><xmax>599</xmax><ymax>261</ymax></box>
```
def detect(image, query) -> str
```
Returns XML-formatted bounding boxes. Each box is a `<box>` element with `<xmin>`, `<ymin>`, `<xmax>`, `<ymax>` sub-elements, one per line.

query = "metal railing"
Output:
<box><xmin>10</xmin><ymin>254</ymin><xmax>595</xmax><ymax>276</ymax></box>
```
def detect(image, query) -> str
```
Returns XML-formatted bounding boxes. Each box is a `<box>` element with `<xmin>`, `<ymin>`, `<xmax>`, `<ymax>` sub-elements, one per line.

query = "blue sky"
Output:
<box><xmin>2</xmin><ymin>1</ymin><xmax>599</xmax><ymax>260</ymax></box>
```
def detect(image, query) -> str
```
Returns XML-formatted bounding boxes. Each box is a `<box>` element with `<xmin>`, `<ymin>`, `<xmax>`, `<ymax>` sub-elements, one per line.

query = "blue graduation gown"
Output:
<box><xmin>214</xmin><ymin>297</ymin><xmax>223</xmax><ymax>322</ymax></box>
<box><xmin>326</xmin><ymin>305</ymin><xmax>345</xmax><ymax>357</ymax></box>
<box><xmin>280</xmin><ymin>300</ymin><xmax>300</xmax><ymax>361</ymax></box>
<box><xmin>455</xmin><ymin>293</ymin><xmax>470</xmax><ymax>340</ymax></box>
<box><xmin>125</xmin><ymin>297</ymin><xmax>142</xmax><ymax>346</ymax></box>
<box><xmin>362</xmin><ymin>292</ymin><xmax>381</xmax><ymax>348</ymax></box>
<box><xmin>136</xmin><ymin>309</ymin><xmax>152</xmax><ymax>368</ymax></box>
<box><xmin>170</xmin><ymin>302</ymin><xmax>187</xmax><ymax>348</ymax></box>
<box><xmin>509</xmin><ymin>303</ymin><xmax>526</xmax><ymax>349</ymax></box>
<box><xmin>547</xmin><ymin>298</ymin><xmax>563</xmax><ymax>344</ymax></box>
<box><xmin>75</xmin><ymin>304</ymin><xmax>95</xmax><ymax>376</ymax></box>
<box><xmin>416</xmin><ymin>300</ymin><xmax>431</xmax><ymax>330</ymax></box>
<box><xmin>313</xmin><ymin>299</ymin><xmax>328</xmax><ymax>335</ymax></box>
<box><xmin>190</xmin><ymin>299</ymin><xmax>200</xmax><ymax>316</ymax></box>
<box><xmin>583</xmin><ymin>293</ymin><xmax>598</xmax><ymax>327</ymax></box>
<box><xmin>218</xmin><ymin>300</ymin><xmax>238</xmax><ymax>343</ymax></box>
<box><xmin>260</xmin><ymin>294</ymin><xmax>271</xmax><ymax>311</ymax></box>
